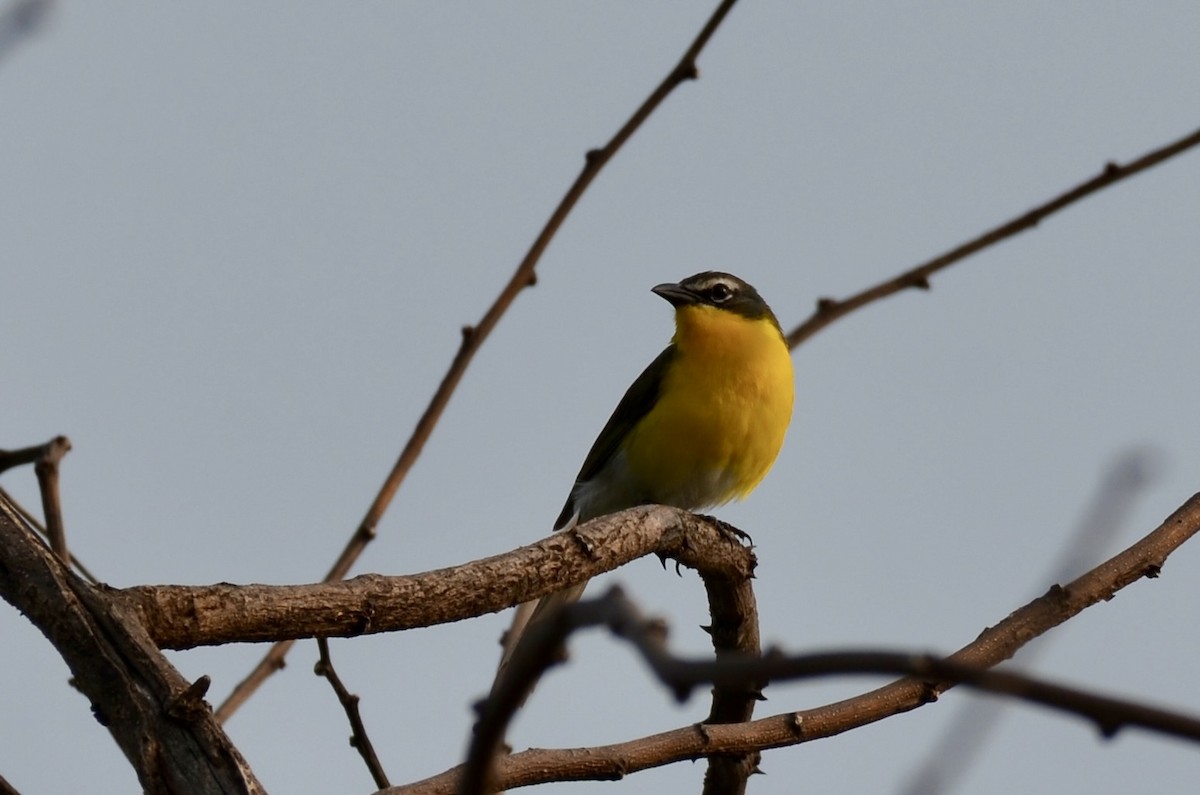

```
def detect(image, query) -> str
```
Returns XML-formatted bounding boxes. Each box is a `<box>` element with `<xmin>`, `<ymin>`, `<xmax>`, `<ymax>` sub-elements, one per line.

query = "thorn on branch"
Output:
<box><xmin>1144</xmin><ymin>563</ymin><xmax>1162</xmax><ymax>579</ymax></box>
<box><xmin>166</xmin><ymin>676</ymin><xmax>212</xmax><ymax>723</ymax></box>
<box><xmin>909</xmin><ymin>275</ymin><xmax>931</xmax><ymax>291</ymax></box>
<box><xmin>816</xmin><ymin>296</ymin><xmax>838</xmax><ymax>313</ymax></box>
<box><xmin>90</xmin><ymin>702</ymin><xmax>111</xmax><ymax>727</ymax></box>
<box><xmin>526</xmin><ymin>270</ymin><xmax>538</xmax><ymax>288</ymax></box>
<box><xmin>585</xmin><ymin>148</ymin><xmax>603</xmax><ymax>165</ymax></box>
<box><xmin>460</xmin><ymin>324</ymin><xmax>475</xmax><ymax>342</ymax></box>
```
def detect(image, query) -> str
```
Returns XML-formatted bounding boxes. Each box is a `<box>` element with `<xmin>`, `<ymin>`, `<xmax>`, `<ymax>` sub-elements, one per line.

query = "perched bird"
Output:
<box><xmin>496</xmin><ymin>271</ymin><xmax>794</xmax><ymax>681</ymax></box>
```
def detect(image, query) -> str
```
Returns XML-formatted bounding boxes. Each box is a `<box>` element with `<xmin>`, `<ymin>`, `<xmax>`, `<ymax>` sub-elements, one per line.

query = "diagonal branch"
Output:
<box><xmin>215</xmin><ymin>0</ymin><xmax>742</xmax><ymax>723</ymax></box>
<box><xmin>0</xmin><ymin>486</ymin><xmax>98</xmax><ymax>583</ymax></box>
<box><xmin>0</xmin><ymin>493</ymin><xmax>263</xmax><ymax>795</ymax></box>
<box><xmin>786</xmin><ymin>125</ymin><xmax>1200</xmax><ymax>350</ymax></box>
<box><xmin>314</xmin><ymin>638</ymin><xmax>390</xmax><ymax>789</ymax></box>
<box><xmin>394</xmin><ymin>491</ymin><xmax>1200</xmax><ymax>793</ymax></box>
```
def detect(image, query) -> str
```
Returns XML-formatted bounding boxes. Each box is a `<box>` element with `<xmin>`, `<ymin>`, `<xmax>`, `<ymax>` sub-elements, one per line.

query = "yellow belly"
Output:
<box><xmin>622</xmin><ymin>305</ymin><xmax>794</xmax><ymax>509</ymax></box>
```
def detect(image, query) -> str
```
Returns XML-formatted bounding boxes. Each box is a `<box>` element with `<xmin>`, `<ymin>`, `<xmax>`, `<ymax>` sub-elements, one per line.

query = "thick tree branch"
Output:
<box><xmin>216</xmin><ymin>0</ymin><xmax>741</xmax><ymax>722</ymax></box>
<box><xmin>122</xmin><ymin>506</ymin><xmax>753</xmax><ymax>650</ymax></box>
<box><xmin>785</xmin><ymin>125</ymin><xmax>1200</xmax><ymax>349</ymax></box>
<box><xmin>396</xmin><ymin>491</ymin><xmax>1200</xmax><ymax>793</ymax></box>
<box><xmin>0</xmin><ymin>495</ymin><xmax>263</xmax><ymax>795</ymax></box>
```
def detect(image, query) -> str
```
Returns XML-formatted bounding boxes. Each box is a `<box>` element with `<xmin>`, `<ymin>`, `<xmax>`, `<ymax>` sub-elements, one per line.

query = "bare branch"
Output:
<box><xmin>0</xmin><ymin>436</ymin><xmax>66</xmax><ymax>475</ymax></box>
<box><xmin>314</xmin><ymin>638</ymin><xmax>390</xmax><ymax>789</ymax></box>
<box><xmin>0</xmin><ymin>486</ymin><xmax>98</xmax><ymax>583</ymax></box>
<box><xmin>469</xmin><ymin>515</ymin><xmax>761</xmax><ymax>794</ymax></box>
<box><xmin>697</xmin><ymin>522</ymin><xmax>764</xmax><ymax>794</ymax></box>
<box><xmin>216</xmin><ymin>0</ymin><xmax>742</xmax><ymax>723</ymax></box>
<box><xmin>33</xmin><ymin>435</ymin><xmax>70</xmax><ymax>562</ymax></box>
<box><xmin>396</xmin><ymin>491</ymin><xmax>1200</xmax><ymax>793</ymax></box>
<box><xmin>0</xmin><ymin>494</ymin><xmax>264</xmax><ymax>795</ymax></box>
<box><xmin>785</xmin><ymin>126</ymin><xmax>1200</xmax><ymax>350</ymax></box>
<box><xmin>0</xmin><ymin>436</ymin><xmax>72</xmax><ymax>562</ymax></box>
<box><xmin>123</xmin><ymin>506</ymin><xmax>753</xmax><ymax>650</ymax></box>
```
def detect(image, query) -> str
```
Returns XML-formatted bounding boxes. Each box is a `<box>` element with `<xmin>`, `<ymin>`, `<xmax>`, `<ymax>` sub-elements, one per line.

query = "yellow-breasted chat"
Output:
<box><xmin>496</xmin><ymin>271</ymin><xmax>794</xmax><ymax>679</ymax></box>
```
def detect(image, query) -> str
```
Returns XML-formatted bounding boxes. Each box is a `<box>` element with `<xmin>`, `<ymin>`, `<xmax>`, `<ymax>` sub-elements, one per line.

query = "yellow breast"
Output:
<box><xmin>622</xmin><ymin>304</ymin><xmax>794</xmax><ymax>509</ymax></box>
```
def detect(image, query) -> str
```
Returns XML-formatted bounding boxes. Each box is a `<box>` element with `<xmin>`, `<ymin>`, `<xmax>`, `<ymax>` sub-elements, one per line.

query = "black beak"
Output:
<box><xmin>651</xmin><ymin>282</ymin><xmax>699</xmax><ymax>307</ymax></box>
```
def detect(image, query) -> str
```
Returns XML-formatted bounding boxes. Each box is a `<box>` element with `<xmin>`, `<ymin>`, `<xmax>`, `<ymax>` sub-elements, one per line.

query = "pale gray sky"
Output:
<box><xmin>3</xmin><ymin>3</ymin><xmax>1200</xmax><ymax>793</ymax></box>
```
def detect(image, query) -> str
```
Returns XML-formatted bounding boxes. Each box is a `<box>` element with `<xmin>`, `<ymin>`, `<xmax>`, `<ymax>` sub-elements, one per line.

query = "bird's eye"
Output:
<box><xmin>708</xmin><ymin>282</ymin><xmax>734</xmax><ymax>302</ymax></box>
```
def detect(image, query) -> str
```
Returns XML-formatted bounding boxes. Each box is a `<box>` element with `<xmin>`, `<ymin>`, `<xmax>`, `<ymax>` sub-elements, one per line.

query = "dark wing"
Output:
<box><xmin>553</xmin><ymin>344</ymin><xmax>676</xmax><ymax>530</ymax></box>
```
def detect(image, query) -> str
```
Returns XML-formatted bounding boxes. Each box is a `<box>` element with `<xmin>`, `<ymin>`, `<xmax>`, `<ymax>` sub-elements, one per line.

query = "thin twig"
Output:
<box><xmin>0</xmin><ymin>437</ymin><xmax>71</xmax><ymax>562</ymax></box>
<box><xmin>314</xmin><ymin>638</ymin><xmax>390</xmax><ymax>790</ymax></box>
<box><xmin>215</xmin><ymin>0</ymin><xmax>740</xmax><ymax>723</ymax></box>
<box><xmin>33</xmin><ymin>436</ymin><xmax>70</xmax><ymax>562</ymax></box>
<box><xmin>786</xmin><ymin>125</ymin><xmax>1200</xmax><ymax>350</ymax></box>
<box><xmin>0</xmin><ymin>441</ymin><xmax>50</xmax><ymax>474</ymax></box>
<box><xmin>0</xmin><ymin>487</ymin><xmax>97</xmax><ymax>583</ymax></box>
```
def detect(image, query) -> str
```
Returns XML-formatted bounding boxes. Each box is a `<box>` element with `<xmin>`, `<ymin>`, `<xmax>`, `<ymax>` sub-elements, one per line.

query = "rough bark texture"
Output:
<box><xmin>0</xmin><ymin>500</ymin><xmax>264</xmax><ymax>795</ymax></box>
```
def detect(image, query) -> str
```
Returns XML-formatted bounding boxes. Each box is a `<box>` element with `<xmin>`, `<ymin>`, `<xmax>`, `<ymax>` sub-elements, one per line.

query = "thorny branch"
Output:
<box><xmin>785</xmin><ymin>125</ymin><xmax>1200</xmax><ymax>350</ymax></box>
<box><xmin>460</xmin><ymin>588</ymin><xmax>1200</xmax><ymax>795</ymax></box>
<box><xmin>394</xmin><ymin>491</ymin><xmax>1200</xmax><ymax>794</ymax></box>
